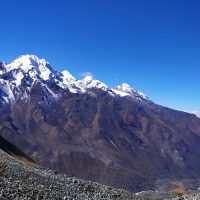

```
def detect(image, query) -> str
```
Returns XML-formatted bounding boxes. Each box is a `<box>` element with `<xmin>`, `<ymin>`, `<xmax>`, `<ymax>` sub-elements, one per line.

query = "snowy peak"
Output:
<box><xmin>0</xmin><ymin>55</ymin><xmax>149</xmax><ymax>102</ymax></box>
<box><xmin>112</xmin><ymin>83</ymin><xmax>148</xmax><ymax>99</ymax></box>
<box><xmin>61</xmin><ymin>70</ymin><xmax>76</xmax><ymax>84</ymax></box>
<box><xmin>82</xmin><ymin>74</ymin><xmax>94</xmax><ymax>84</ymax></box>
<box><xmin>8</xmin><ymin>55</ymin><xmax>48</xmax><ymax>72</ymax></box>
<box><xmin>6</xmin><ymin>55</ymin><xmax>54</xmax><ymax>81</ymax></box>
<box><xmin>116</xmin><ymin>83</ymin><xmax>134</xmax><ymax>94</ymax></box>
<box><xmin>79</xmin><ymin>75</ymin><xmax>109</xmax><ymax>91</ymax></box>
<box><xmin>0</xmin><ymin>55</ymin><xmax>59</xmax><ymax>103</ymax></box>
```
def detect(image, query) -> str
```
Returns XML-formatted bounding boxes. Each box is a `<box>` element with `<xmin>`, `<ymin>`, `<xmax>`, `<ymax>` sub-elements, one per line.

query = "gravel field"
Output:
<box><xmin>0</xmin><ymin>149</ymin><xmax>198</xmax><ymax>200</ymax></box>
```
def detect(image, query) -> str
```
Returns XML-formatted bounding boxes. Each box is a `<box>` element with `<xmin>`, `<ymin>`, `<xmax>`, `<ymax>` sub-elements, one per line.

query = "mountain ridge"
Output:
<box><xmin>0</xmin><ymin>54</ymin><xmax>149</xmax><ymax>104</ymax></box>
<box><xmin>0</xmin><ymin>54</ymin><xmax>200</xmax><ymax>192</ymax></box>
<box><xmin>1</xmin><ymin>54</ymin><xmax>197</xmax><ymax>118</ymax></box>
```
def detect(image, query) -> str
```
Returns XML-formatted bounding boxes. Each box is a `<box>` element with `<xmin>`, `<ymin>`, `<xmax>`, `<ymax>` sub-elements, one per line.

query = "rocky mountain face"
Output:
<box><xmin>0</xmin><ymin>55</ymin><xmax>200</xmax><ymax>192</ymax></box>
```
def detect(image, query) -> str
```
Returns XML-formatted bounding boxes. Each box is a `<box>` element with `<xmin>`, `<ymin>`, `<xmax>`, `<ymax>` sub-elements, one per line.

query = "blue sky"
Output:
<box><xmin>0</xmin><ymin>0</ymin><xmax>200</xmax><ymax>115</ymax></box>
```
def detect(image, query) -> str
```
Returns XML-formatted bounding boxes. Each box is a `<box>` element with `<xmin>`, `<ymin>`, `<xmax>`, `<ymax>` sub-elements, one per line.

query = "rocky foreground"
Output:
<box><xmin>0</xmin><ymin>149</ymin><xmax>199</xmax><ymax>200</ymax></box>
<box><xmin>0</xmin><ymin>149</ymin><xmax>133</xmax><ymax>200</ymax></box>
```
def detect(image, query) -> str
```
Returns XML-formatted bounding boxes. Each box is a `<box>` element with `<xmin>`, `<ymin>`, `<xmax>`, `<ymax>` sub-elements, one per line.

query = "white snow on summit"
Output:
<box><xmin>112</xmin><ymin>83</ymin><xmax>148</xmax><ymax>99</ymax></box>
<box><xmin>61</xmin><ymin>70</ymin><xmax>76</xmax><ymax>84</ymax></box>
<box><xmin>78</xmin><ymin>75</ymin><xmax>109</xmax><ymax>91</ymax></box>
<box><xmin>0</xmin><ymin>54</ymin><xmax>148</xmax><ymax>101</ymax></box>
<box><xmin>7</xmin><ymin>55</ymin><xmax>52</xmax><ymax>81</ymax></box>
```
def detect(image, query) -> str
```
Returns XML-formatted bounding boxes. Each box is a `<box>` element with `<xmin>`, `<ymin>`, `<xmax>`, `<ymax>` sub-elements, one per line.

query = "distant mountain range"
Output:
<box><xmin>0</xmin><ymin>55</ymin><xmax>200</xmax><ymax>192</ymax></box>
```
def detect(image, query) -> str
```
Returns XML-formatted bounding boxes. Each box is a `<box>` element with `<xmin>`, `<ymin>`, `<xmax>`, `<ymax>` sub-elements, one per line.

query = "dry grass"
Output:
<box><xmin>0</xmin><ymin>154</ymin><xmax>6</xmax><ymax>160</ymax></box>
<box><xmin>16</xmin><ymin>156</ymin><xmax>39</xmax><ymax>168</ymax></box>
<box><xmin>169</xmin><ymin>187</ymin><xmax>189</xmax><ymax>196</ymax></box>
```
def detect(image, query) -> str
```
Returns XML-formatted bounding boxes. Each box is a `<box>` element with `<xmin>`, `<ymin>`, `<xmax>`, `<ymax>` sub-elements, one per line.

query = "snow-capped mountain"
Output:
<box><xmin>0</xmin><ymin>55</ymin><xmax>148</xmax><ymax>104</ymax></box>
<box><xmin>1</xmin><ymin>54</ymin><xmax>200</xmax><ymax>193</ymax></box>
<box><xmin>113</xmin><ymin>83</ymin><xmax>148</xmax><ymax>99</ymax></box>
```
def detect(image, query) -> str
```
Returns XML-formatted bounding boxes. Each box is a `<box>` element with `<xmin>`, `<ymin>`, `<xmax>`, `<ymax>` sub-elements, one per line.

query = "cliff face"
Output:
<box><xmin>1</xmin><ymin>55</ymin><xmax>200</xmax><ymax>192</ymax></box>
